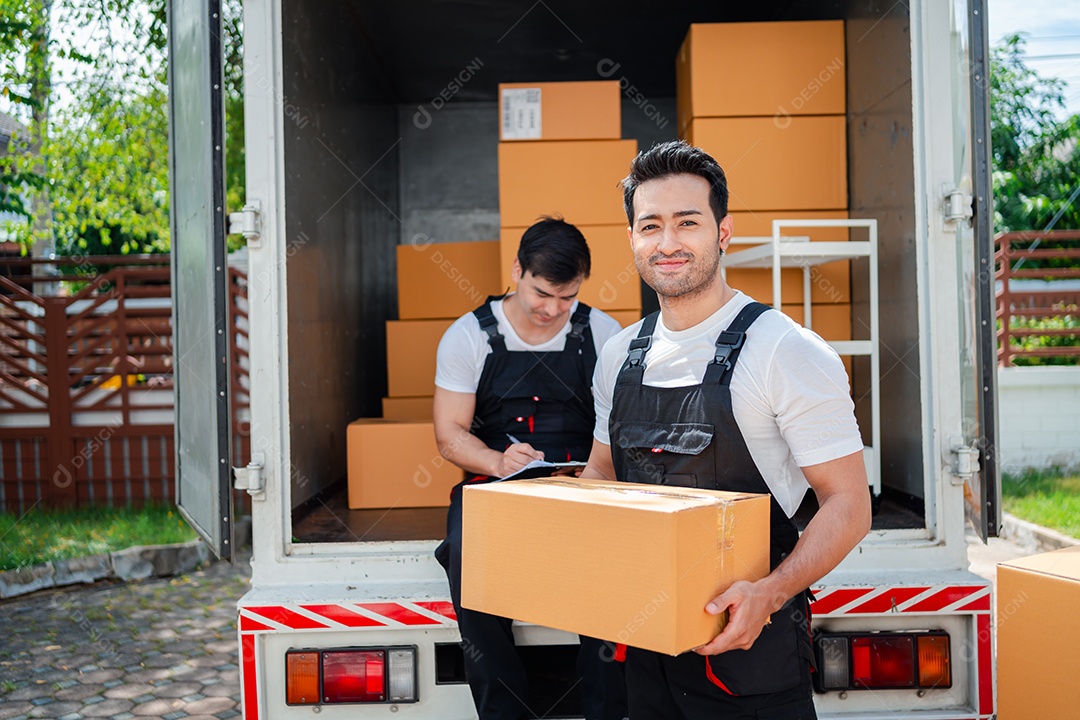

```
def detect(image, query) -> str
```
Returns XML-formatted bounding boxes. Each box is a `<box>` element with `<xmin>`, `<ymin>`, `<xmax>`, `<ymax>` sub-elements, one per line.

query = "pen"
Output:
<box><xmin>506</xmin><ymin>433</ymin><xmax>522</xmax><ymax>445</ymax></box>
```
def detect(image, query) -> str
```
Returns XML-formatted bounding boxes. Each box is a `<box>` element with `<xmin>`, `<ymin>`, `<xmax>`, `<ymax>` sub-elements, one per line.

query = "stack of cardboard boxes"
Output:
<box><xmin>677</xmin><ymin>21</ymin><xmax>853</xmax><ymax>345</ymax></box>
<box><xmin>498</xmin><ymin>81</ymin><xmax>642</xmax><ymax>326</ymax></box>
<box><xmin>348</xmin><ymin>240</ymin><xmax>504</xmax><ymax>509</ymax></box>
<box><xmin>348</xmin><ymin>81</ymin><xmax>647</xmax><ymax>511</ymax></box>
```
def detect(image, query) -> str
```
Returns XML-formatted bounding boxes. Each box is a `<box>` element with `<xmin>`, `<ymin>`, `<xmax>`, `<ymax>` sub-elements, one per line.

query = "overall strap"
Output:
<box><xmin>564</xmin><ymin>303</ymin><xmax>593</xmax><ymax>351</ymax></box>
<box><xmin>703</xmin><ymin>302</ymin><xmax>771</xmax><ymax>386</ymax></box>
<box><xmin>472</xmin><ymin>296</ymin><xmax>507</xmax><ymax>353</ymax></box>
<box><xmin>617</xmin><ymin>311</ymin><xmax>660</xmax><ymax>384</ymax></box>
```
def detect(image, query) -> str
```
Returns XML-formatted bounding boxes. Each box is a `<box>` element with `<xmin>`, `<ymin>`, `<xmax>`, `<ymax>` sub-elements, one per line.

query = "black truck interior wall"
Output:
<box><xmin>278</xmin><ymin>0</ymin><xmax>924</xmax><ymax>537</ymax></box>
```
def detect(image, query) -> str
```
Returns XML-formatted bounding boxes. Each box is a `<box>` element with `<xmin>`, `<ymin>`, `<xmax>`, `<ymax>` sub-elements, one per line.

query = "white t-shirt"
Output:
<box><xmin>435</xmin><ymin>298</ymin><xmax>624</xmax><ymax>394</ymax></box>
<box><xmin>593</xmin><ymin>291</ymin><xmax>863</xmax><ymax>517</ymax></box>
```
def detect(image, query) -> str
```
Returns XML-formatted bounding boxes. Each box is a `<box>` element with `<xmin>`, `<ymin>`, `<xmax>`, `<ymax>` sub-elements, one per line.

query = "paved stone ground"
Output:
<box><xmin>0</xmin><ymin>551</ymin><xmax>250</xmax><ymax>720</ymax></box>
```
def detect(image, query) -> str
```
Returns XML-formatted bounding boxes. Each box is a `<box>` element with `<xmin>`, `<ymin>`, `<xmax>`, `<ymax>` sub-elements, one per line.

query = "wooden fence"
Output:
<box><xmin>995</xmin><ymin>230</ymin><xmax>1080</xmax><ymax>367</ymax></box>
<box><xmin>0</xmin><ymin>255</ymin><xmax>249</xmax><ymax>513</ymax></box>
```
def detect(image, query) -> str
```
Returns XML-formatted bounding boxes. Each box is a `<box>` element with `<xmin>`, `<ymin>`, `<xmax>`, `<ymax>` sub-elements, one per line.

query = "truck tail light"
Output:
<box><xmin>916</xmin><ymin>634</ymin><xmax>952</xmax><ymax>688</ymax></box>
<box><xmin>814</xmin><ymin>632</ymin><xmax>951</xmax><ymax>693</ymax></box>
<box><xmin>285</xmin><ymin>652</ymin><xmax>319</xmax><ymax>705</ymax></box>
<box><xmin>285</xmin><ymin>646</ymin><xmax>418</xmax><ymax>705</ymax></box>
<box><xmin>323</xmin><ymin>650</ymin><xmax>386</xmax><ymax>703</ymax></box>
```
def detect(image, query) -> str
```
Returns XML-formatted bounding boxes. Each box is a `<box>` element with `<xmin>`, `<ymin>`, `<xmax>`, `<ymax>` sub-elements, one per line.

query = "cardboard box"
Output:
<box><xmin>382</xmin><ymin>396</ymin><xmax>433</xmax><ymax>421</ymax></box>
<box><xmin>729</xmin><ymin>210</ymin><xmax>851</xmax><ymax>304</ymax></box>
<box><xmin>686</xmin><ymin>116</ymin><xmax>847</xmax><ymax>212</ymax></box>
<box><xmin>386</xmin><ymin>319</ymin><xmax>454</xmax><ymax>397</ymax></box>
<box><xmin>676</xmin><ymin>21</ymin><xmax>846</xmax><ymax>132</ymax></box>
<box><xmin>782</xmin><ymin>303</ymin><xmax>851</xmax><ymax>342</ymax></box>
<box><xmin>998</xmin><ymin>546</ymin><xmax>1080</xmax><ymax>719</ymax></box>
<box><xmin>608</xmin><ymin>309</ymin><xmax>643</xmax><ymax>328</ymax></box>
<box><xmin>461</xmin><ymin>478</ymin><xmax>770</xmax><ymax>656</ymax></box>
<box><xmin>347</xmin><ymin>419</ymin><xmax>463</xmax><ymax>509</ymax></box>
<box><xmin>498</xmin><ymin>139</ymin><xmax>638</xmax><ymax>228</ymax></box>
<box><xmin>397</xmin><ymin>240</ymin><xmax>502</xmax><ymax>320</ymax></box>
<box><xmin>500</xmin><ymin>225</ymin><xmax>641</xmax><ymax>311</ymax></box>
<box><xmin>499</xmin><ymin>81</ymin><xmax>621</xmax><ymax>142</ymax></box>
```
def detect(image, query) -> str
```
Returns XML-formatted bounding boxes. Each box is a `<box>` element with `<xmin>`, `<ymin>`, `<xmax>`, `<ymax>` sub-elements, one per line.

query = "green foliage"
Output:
<box><xmin>1</xmin><ymin>0</ymin><xmax>246</xmax><ymax>255</ymax></box>
<box><xmin>0</xmin><ymin>503</ymin><xmax>197</xmax><ymax>571</ymax></box>
<box><xmin>1002</xmin><ymin>467</ymin><xmax>1080</xmax><ymax>539</ymax></box>
<box><xmin>991</xmin><ymin>34</ymin><xmax>1080</xmax><ymax>233</ymax></box>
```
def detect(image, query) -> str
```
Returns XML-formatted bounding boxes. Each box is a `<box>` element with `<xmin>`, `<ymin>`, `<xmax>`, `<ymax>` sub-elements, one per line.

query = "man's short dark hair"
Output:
<box><xmin>517</xmin><ymin>217</ymin><xmax>591</xmax><ymax>284</ymax></box>
<box><xmin>621</xmin><ymin>140</ymin><xmax>729</xmax><ymax>226</ymax></box>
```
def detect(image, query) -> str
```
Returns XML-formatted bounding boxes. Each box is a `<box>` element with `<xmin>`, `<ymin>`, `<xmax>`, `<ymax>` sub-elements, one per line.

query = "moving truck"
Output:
<box><xmin>167</xmin><ymin>0</ymin><xmax>1001</xmax><ymax>717</ymax></box>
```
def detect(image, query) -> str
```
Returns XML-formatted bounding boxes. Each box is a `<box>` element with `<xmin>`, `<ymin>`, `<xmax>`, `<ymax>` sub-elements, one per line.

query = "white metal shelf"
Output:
<box><xmin>725</xmin><ymin>219</ymin><xmax>881</xmax><ymax>495</ymax></box>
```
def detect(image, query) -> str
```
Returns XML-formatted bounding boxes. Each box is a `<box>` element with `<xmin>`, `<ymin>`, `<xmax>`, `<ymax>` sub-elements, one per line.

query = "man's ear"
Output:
<box><xmin>718</xmin><ymin>214</ymin><xmax>734</xmax><ymax>255</ymax></box>
<box><xmin>511</xmin><ymin>257</ymin><xmax>523</xmax><ymax>285</ymax></box>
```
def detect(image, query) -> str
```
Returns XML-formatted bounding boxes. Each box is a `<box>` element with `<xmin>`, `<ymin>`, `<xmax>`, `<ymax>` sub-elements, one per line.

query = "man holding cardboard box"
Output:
<box><xmin>581</xmin><ymin>141</ymin><xmax>872</xmax><ymax>718</ymax></box>
<box><xmin>433</xmin><ymin>218</ymin><xmax>626</xmax><ymax>720</ymax></box>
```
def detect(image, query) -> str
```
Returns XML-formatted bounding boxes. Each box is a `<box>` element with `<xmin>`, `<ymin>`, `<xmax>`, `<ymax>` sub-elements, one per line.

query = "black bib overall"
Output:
<box><xmin>610</xmin><ymin>303</ymin><xmax>816</xmax><ymax>719</ymax></box>
<box><xmin>435</xmin><ymin>297</ymin><xmax>626</xmax><ymax>720</ymax></box>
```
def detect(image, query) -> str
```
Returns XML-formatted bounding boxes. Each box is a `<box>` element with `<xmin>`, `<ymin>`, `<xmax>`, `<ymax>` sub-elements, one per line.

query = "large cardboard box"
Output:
<box><xmin>686</xmin><ymin>116</ymin><xmax>847</xmax><ymax>212</ymax></box>
<box><xmin>729</xmin><ymin>210</ymin><xmax>851</xmax><ymax>304</ymax></box>
<box><xmin>676</xmin><ymin>21</ymin><xmax>846</xmax><ymax>132</ymax></box>
<box><xmin>499</xmin><ymin>81</ymin><xmax>621</xmax><ymax>142</ymax></box>
<box><xmin>997</xmin><ymin>546</ymin><xmax>1080</xmax><ymax>719</ymax></box>
<box><xmin>397</xmin><ymin>240</ymin><xmax>502</xmax><ymax>320</ymax></box>
<box><xmin>346</xmin><ymin>419</ymin><xmax>463</xmax><ymax>509</ymax></box>
<box><xmin>386</xmin><ymin>319</ymin><xmax>454</xmax><ymax>397</ymax></box>
<box><xmin>461</xmin><ymin>478</ymin><xmax>770</xmax><ymax>655</ymax></box>
<box><xmin>500</xmin><ymin>225</ymin><xmax>641</xmax><ymax>311</ymax></box>
<box><xmin>382</xmin><ymin>396</ymin><xmax>433</xmax><ymax>421</ymax></box>
<box><xmin>498</xmin><ymin>140</ymin><xmax>638</xmax><ymax>228</ymax></box>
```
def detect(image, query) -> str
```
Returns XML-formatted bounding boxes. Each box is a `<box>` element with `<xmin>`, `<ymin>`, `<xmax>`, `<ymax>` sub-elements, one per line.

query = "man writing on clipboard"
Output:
<box><xmin>433</xmin><ymin>217</ymin><xmax>626</xmax><ymax>720</ymax></box>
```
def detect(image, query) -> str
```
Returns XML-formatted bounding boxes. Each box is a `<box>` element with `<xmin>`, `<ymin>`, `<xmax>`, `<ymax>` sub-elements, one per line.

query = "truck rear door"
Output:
<box><xmin>952</xmin><ymin>0</ymin><xmax>1000</xmax><ymax>540</ymax></box>
<box><xmin>167</xmin><ymin>0</ymin><xmax>233</xmax><ymax>559</ymax></box>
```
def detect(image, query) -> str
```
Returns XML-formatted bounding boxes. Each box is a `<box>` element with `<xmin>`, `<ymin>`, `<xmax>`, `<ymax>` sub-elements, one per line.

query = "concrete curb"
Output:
<box><xmin>0</xmin><ymin>539</ymin><xmax>212</xmax><ymax>600</ymax></box>
<box><xmin>1000</xmin><ymin>512</ymin><xmax>1080</xmax><ymax>554</ymax></box>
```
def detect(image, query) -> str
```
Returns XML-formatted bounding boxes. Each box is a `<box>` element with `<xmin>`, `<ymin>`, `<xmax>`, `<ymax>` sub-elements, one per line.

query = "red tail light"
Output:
<box><xmin>323</xmin><ymin>651</ymin><xmax>386</xmax><ymax>703</ymax></box>
<box><xmin>815</xmin><ymin>631</ymin><xmax>951</xmax><ymax>692</ymax></box>
<box><xmin>284</xmin><ymin>646</ymin><xmax>417</xmax><ymax>705</ymax></box>
<box><xmin>852</xmin><ymin>636</ymin><xmax>915</xmax><ymax>688</ymax></box>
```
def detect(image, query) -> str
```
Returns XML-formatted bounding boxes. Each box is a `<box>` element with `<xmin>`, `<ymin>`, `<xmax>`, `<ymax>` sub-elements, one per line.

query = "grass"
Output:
<box><xmin>0</xmin><ymin>503</ymin><xmax>198</xmax><ymax>572</ymax></box>
<box><xmin>1002</xmin><ymin>467</ymin><xmax>1080</xmax><ymax>539</ymax></box>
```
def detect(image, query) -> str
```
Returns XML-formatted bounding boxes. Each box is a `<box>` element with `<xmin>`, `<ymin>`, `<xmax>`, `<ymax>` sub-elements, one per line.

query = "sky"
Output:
<box><xmin>989</xmin><ymin>0</ymin><xmax>1080</xmax><ymax>118</ymax></box>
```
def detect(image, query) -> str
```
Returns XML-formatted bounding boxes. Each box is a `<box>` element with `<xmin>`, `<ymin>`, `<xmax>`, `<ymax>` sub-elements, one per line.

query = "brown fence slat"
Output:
<box><xmin>996</xmin><ymin>231</ymin><xmax>1080</xmax><ymax>366</ymax></box>
<box><xmin>0</xmin><ymin>256</ymin><xmax>248</xmax><ymax>512</ymax></box>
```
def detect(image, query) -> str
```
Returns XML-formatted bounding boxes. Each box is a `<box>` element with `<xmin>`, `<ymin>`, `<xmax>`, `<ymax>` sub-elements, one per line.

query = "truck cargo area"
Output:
<box><xmin>278</xmin><ymin>0</ymin><xmax>928</xmax><ymax>544</ymax></box>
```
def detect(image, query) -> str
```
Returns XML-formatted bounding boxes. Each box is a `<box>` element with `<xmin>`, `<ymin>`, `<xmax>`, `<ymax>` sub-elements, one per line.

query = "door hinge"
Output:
<box><xmin>228</xmin><ymin>200</ymin><xmax>262</xmax><ymax>247</ymax></box>
<box><xmin>942</xmin><ymin>187</ymin><xmax>973</xmax><ymax>227</ymax></box>
<box><xmin>949</xmin><ymin>444</ymin><xmax>980</xmax><ymax>486</ymax></box>
<box><xmin>233</xmin><ymin>452</ymin><xmax>266</xmax><ymax>498</ymax></box>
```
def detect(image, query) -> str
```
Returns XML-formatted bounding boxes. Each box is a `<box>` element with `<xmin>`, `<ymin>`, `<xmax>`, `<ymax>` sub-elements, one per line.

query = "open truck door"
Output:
<box><xmin>167</xmin><ymin>0</ymin><xmax>233</xmax><ymax>559</ymax></box>
<box><xmin>951</xmin><ymin>0</ymin><xmax>1001</xmax><ymax>540</ymax></box>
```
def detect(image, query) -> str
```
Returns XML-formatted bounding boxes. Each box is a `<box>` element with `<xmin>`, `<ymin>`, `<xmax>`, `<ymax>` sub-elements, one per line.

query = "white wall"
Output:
<box><xmin>998</xmin><ymin>366</ymin><xmax>1080</xmax><ymax>472</ymax></box>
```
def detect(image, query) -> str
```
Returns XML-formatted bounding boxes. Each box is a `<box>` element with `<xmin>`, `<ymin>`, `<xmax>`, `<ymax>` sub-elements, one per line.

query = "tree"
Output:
<box><xmin>991</xmin><ymin>33</ymin><xmax>1080</xmax><ymax>234</ymax></box>
<box><xmin>1</xmin><ymin>0</ymin><xmax>245</xmax><ymax>256</ymax></box>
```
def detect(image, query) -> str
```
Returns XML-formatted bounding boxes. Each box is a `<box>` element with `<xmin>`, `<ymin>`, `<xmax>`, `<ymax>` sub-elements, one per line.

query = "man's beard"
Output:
<box><xmin>635</xmin><ymin>243</ymin><xmax>721</xmax><ymax>300</ymax></box>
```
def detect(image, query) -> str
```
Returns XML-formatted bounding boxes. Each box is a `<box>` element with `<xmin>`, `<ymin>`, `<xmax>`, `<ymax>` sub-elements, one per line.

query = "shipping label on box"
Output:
<box><xmin>501</xmin><ymin>88</ymin><xmax>543</xmax><ymax>140</ymax></box>
<box><xmin>461</xmin><ymin>478</ymin><xmax>770</xmax><ymax>656</ymax></box>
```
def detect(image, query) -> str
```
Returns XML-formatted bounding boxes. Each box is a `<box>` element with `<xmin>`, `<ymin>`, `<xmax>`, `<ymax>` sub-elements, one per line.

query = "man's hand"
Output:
<box><xmin>694</xmin><ymin>580</ymin><xmax>784</xmax><ymax>656</ymax></box>
<box><xmin>496</xmin><ymin>443</ymin><xmax>544</xmax><ymax>477</ymax></box>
